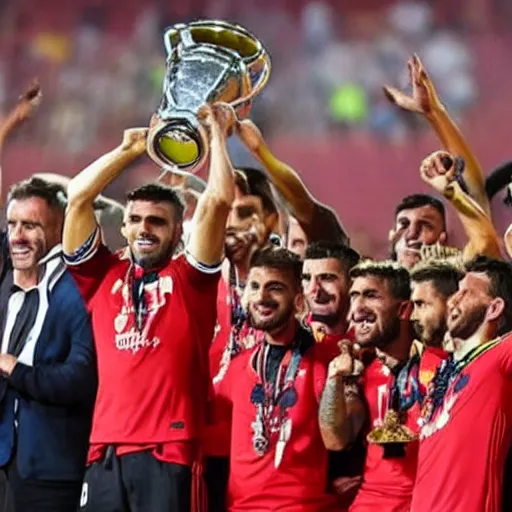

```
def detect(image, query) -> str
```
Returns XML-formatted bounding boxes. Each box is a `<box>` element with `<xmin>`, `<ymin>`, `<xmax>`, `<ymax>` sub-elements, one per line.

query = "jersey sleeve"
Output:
<box><xmin>181</xmin><ymin>250</ymin><xmax>222</xmax><ymax>288</ymax></box>
<box><xmin>500</xmin><ymin>335</ymin><xmax>512</xmax><ymax>376</ymax></box>
<box><xmin>63</xmin><ymin>227</ymin><xmax>116</xmax><ymax>307</ymax></box>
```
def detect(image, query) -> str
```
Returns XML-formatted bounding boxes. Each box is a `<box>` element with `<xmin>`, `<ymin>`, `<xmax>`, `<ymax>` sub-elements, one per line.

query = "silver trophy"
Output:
<box><xmin>147</xmin><ymin>20</ymin><xmax>271</xmax><ymax>175</ymax></box>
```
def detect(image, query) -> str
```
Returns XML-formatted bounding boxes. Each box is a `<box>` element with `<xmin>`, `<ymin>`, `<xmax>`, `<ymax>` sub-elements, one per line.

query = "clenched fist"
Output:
<box><xmin>328</xmin><ymin>340</ymin><xmax>363</xmax><ymax>379</ymax></box>
<box><xmin>120</xmin><ymin>128</ymin><xmax>148</xmax><ymax>155</ymax></box>
<box><xmin>419</xmin><ymin>150</ymin><xmax>459</xmax><ymax>197</ymax></box>
<box><xmin>198</xmin><ymin>103</ymin><xmax>237</xmax><ymax>138</ymax></box>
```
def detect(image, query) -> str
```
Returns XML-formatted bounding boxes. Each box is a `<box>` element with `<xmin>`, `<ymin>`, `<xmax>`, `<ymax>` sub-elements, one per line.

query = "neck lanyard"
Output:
<box><xmin>249</xmin><ymin>327</ymin><xmax>313</xmax><ymax>463</ymax></box>
<box><xmin>389</xmin><ymin>353</ymin><xmax>421</xmax><ymax>414</ymax></box>
<box><xmin>423</xmin><ymin>337</ymin><xmax>501</xmax><ymax>423</ymax></box>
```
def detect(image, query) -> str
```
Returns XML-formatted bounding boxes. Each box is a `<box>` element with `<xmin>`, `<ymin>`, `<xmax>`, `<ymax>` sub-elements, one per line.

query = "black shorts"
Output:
<box><xmin>79</xmin><ymin>447</ymin><xmax>191</xmax><ymax>512</ymax></box>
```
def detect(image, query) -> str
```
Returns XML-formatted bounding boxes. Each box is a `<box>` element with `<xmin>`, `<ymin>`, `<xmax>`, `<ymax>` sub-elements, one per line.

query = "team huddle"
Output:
<box><xmin>0</xmin><ymin>26</ymin><xmax>510</xmax><ymax>512</ymax></box>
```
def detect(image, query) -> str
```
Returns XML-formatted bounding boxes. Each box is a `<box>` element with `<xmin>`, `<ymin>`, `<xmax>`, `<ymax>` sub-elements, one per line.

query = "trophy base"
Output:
<box><xmin>382</xmin><ymin>443</ymin><xmax>407</xmax><ymax>459</ymax></box>
<box><xmin>147</xmin><ymin>120</ymin><xmax>207</xmax><ymax>175</ymax></box>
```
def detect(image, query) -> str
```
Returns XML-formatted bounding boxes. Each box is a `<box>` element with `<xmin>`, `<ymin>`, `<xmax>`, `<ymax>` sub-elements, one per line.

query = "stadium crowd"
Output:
<box><xmin>0</xmin><ymin>3</ymin><xmax>511</xmax><ymax>512</ymax></box>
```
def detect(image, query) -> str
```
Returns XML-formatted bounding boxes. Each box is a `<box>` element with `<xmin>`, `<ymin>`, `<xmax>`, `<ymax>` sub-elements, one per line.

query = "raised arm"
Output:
<box><xmin>420</xmin><ymin>151</ymin><xmax>502</xmax><ymax>261</ymax></box>
<box><xmin>384</xmin><ymin>55</ymin><xmax>490</xmax><ymax>217</ymax></box>
<box><xmin>185</xmin><ymin>104</ymin><xmax>236</xmax><ymax>266</ymax></box>
<box><xmin>319</xmin><ymin>342</ymin><xmax>366</xmax><ymax>451</ymax></box>
<box><xmin>63</xmin><ymin>128</ymin><xmax>147</xmax><ymax>254</ymax></box>
<box><xmin>0</xmin><ymin>80</ymin><xmax>42</xmax><ymax>205</ymax></box>
<box><xmin>235</xmin><ymin>119</ymin><xmax>348</xmax><ymax>244</ymax></box>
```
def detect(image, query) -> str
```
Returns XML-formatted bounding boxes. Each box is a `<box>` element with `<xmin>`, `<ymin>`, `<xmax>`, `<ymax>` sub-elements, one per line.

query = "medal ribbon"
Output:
<box><xmin>389</xmin><ymin>353</ymin><xmax>421</xmax><ymax>414</ymax></box>
<box><xmin>250</xmin><ymin>326</ymin><xmax>313</xmax><ymax>456</ymax></box>
<box><xmin>423</xmin><ymin>337</ymin><xmax>502</xmax><ymax>423</ymax></box>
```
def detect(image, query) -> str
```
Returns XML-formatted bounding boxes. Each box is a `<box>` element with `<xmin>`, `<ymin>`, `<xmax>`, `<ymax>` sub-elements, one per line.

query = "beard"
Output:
<box><xmin>371</xmin><ymin>317</ymin><xmax>401</xmax><ymax>350</ymax></box>
<box><xmin>310</xmin><ymin>312</ymin><xmax>341</xmax><ymax>327</ymax></box>
<box><xmin>308</xmin><ymin>289</ymin><xmax>342</xmax><ymax>327</ymax></box>
<box><xmin>413</xmin><ymin>319</ymin><xmax>446</xmax><ymax>347</ymax></box>
<box><xmin>225</xmin><ymin>230</ymin><xmax>258</xmax><ymax>264</ymax></box>
<box><xmin>449</xmin><ymin>304</ymin><xmax>487</xmax><ymax>340</ymax></box>
<box><xmin>133</xmin><ymin>238</ymin><xmax>175</xmax><ymax>270</ymax></box>
<box><xmin>249</xmin><ymin>301</ymin><xmax>294</xmax><ymax>333</ymax></box>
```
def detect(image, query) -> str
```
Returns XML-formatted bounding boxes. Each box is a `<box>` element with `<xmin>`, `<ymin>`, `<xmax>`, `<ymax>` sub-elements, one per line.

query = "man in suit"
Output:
<box><xmin>0</xmin><ymin>177</ymin><xmax>97</xmax><ymax>512</ymax></box>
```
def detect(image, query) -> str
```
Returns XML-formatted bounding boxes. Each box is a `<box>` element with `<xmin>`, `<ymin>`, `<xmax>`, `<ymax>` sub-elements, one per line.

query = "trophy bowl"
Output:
<box><xmin>147</xmin><ymin>20</ymin><xmax>271</xmax><ymax>175</ymax></box>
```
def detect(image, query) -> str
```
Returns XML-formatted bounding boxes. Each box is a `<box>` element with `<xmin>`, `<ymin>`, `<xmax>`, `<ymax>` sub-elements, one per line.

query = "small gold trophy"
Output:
<box><xmin>367</xmin><ymin>410</ymin><xmax>417</xmax><ymax>458</ymax></box>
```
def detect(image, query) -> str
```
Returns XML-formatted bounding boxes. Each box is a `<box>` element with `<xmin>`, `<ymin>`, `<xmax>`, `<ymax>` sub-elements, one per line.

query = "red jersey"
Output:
<box><xmin>350</xmin><ymin>347</ymin><xmax>446</xmax><ymax>512</ymax></box>
<box><xmin>65</xmin><ymin>230</ymin><xmax>220</xmax><ymax>466</ymax></box>
<box><xmin>411</xmin><ymin>336</ymin><xmax>512</xmax><ymax>512</ymax></box>
<box><xmin>205</xmin><ymin>277</ymin><xmax>264</xmax><ymax>457</ymax></box>
<box><xmin>217</xmin><ymin>326</ymin><xmax>341</xmax><ymax>511</ymax></box>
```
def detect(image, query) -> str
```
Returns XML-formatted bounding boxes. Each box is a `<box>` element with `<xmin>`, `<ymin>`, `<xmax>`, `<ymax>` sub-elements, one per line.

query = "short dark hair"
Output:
<box><xmin>395</xmin><ymin>194</ymin><xmax>446</xmax><ymax>228</ymax></box>
<box><xmin>410</xmin><ymin>260</ymin><xmax>464</xmax><ymax>298</ymax></box>
<box><xmin>350</xmin><ymin>260</ymin><xmax>411</xmax><ymax>301</ymax></box>
<box><xmin>465</xmin><ymin>256</ymin><xmax>512</xmax><ymax>335</ymax></box>
<box><xmin>250</xmin><ymin>247</ymin><xmax>303</xmax><ymax>288</ymax></box>
<box><xmin>237</xmin><ymin>167</ymin><xmax>278</xmax><ymax>215</ymax></box>
<box><xmin>305</xmin><ymin>240</ymin><xmax>360</xmax><ymax>271</ymax></box>
<box><xmin>7</xmin><ymin>177</ymin><xmax>66</xmax><ymax>214</ymax></box>
<box><xmin>233</xmin><ymin>170</ymin><xmax>250</xmax><ymax>195</ymax></box>
<box><xmin>126</xmin><ymin>183</ymin><xmax>184</xmax><ymax>221</ymax></box>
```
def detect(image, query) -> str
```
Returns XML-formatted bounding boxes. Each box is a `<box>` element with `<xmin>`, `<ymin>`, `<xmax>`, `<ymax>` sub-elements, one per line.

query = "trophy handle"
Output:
<box><xmin>163</xmin><ymin>25</ymin><xmax>196</xmax><ymax>56</ymax></box>
<box><xmin>231</xmin><ymin>49</ymin><xmax>271</xmax><ymax>111</ymax></box>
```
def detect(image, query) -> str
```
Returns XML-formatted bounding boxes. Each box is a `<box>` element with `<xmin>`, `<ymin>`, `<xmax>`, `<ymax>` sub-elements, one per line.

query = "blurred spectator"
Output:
<box><xmin>0</xmin><ymin>0</ymin><xmax>478</xmax><ymax>153</ymax></box>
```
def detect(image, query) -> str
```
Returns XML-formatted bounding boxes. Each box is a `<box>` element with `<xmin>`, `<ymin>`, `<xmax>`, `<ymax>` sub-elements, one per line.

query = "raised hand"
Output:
<box><xmin>198</xmin><ymin>103</ymin><xmax>237</xmax><ymax>139</ymax></box>
<box><xmin>120</xmin><ymin>128</ymin><xmax>148</xmax><ymax>155</ymax></box>
<box><xmin>383</xmin><ymin>54</ymin><xmax>442</xmax><ymax>115</ymax></box>
<box><xmin>0</xmin><ymin>79</ymin><xmax>42</xmax><ymax>139</ymax></box>
<box><xmin>420</xmin><ymin>150</ymin><xmax>458</xmax><ymax>196</ymax></box>
<box><xmin>328</xmin><ymin>340</ymin><xmax>363</xmax><ymax>379</ymax></box>
<box><xmin>235</xmin><ymin>118</ymin><xmax>264</xmax><ymax>153</ymax></box>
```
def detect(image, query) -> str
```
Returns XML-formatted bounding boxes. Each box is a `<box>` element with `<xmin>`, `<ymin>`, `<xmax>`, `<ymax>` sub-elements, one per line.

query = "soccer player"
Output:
<box><xmin>234</xmin><ymin>118</ymin><xmax>350</xmax><ymax>251</ymax></box>
<box><xmin>216</xmin><ymin>247</ymin><xmax>341</xmax><ymax>511</ymax></box>
<box><xmin>412</xmin><ymin>257</ymin><xmax>512</xmax><ymax>512</ymax></box>
<box><xmin>389</xmin><ymin>193</ymin><xmax>449</xmax><ymax>270</ymax></box>
<box><xmin>205</xmin><ymin>167</ymin><xmax>278</xmax><ymax>512</ymax></box>
<box><xmin>319</xmin><ymin>261</ymin><xmax>445</xmax><ymax>512</ymax></box>
<box><xmin>302</xmin><ymin>241</ymin><xmax>360</xmax><ymax>345</ymax></box>
<box><xmin>63</xmin><ymin>105</ymin><xmax>236</xmax><ymax>512</ymax></box>
<box><xmin>385</xmin><ymin>56</ymin><xmax>502</xmax><ymax>269</ymax></box>
<box><xmin>410</xmin><ymin>261</ymin><xmax>463</xmax><ymax>349</ymax></box>
<box><xmin>410</xmin><ymin>261</ymin><xmax>463</xmax><ymax>389</ymax></box>
<box><xmin>303</xmin><ymin>241</ymin><xmax>365</xmax><ymax>505</ymax></box>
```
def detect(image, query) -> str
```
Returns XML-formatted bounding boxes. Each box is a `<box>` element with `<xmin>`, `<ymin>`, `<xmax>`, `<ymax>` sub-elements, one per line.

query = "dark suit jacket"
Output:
<box><xmin>0</xmin><ymin>270</ymin><xmax>97</xmax><ymax>481</ymax></box>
